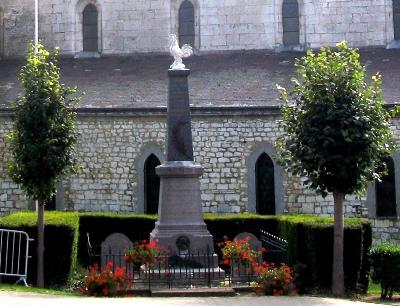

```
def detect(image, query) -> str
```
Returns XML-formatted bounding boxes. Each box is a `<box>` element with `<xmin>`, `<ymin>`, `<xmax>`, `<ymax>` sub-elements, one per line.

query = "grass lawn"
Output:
<box><xmin>367</xmin><ymin>282</ymin><xmax>381</xmax><ymax>295</ymax></box>
<box><xmin>0</xmin><ymin>283</ymin><xmax>80</xmax><ymax>296</ymax></box>
<box><xmin>359</xmin><ymin>282</ymin><xmax>400</xmax><ymax>305</ymax></box>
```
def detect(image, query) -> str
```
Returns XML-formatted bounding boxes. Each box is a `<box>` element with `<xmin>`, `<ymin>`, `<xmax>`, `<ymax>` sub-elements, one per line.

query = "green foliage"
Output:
<box><xmin>218</xmin><ymin>236</ymin><xmax>261</xmax><ymax>264</ymax></box>
<box><xmin>0</xmin><ymin>211</ymin><xmax>371</xmax><ymax>291</ymax></box>
<box><xmin>0</xmin><ymin>283</ymin><xmax>79</xmax><ymax>296</ymax></box>
<box><xmin>277</xmin><ymin>215</ymin><xmax>371</xmax><ymax>293</ymax></box>
<box><xmin>66</xmin><ymin>265</ymin><xmax>87</xmax><ymax>292</ymax></box>
<box><xmin>77</xmin><ymin>214</ymin><xmax>158</xmax><ymax>266</ymax></box>
<box><xmin>369</xmin><ymin>244</ymin><xmax>400</xmax><ymax>299</ymax></box>
<box><xmin>124</xmin><ymin>240</ymin><xmax>162</xmax><ymax>268</ymax></box>
<box><xmin>0</xmin><ymin>211</ymin><xmax>79</xmax><ymax>287</ymax></box>
<box><xmin>253</xmin><ymin>263</ymin><xmax>297</xmax><ymax>296</ymax></box>
<box><xmin>276</xmin><ymin>214</ymin><xmax>369</xmax><ymax>228</ymax></box>
<box><xmin>7</xmin><ymin>43</ymin><xmax>79</xmax><ymax>201</ymax></box>
<box><xmin>0</xmin><ymin>211</ymin><xmax>79</xmax><ymax>227</ymax></box>
<box><xmin>80</xmin><ymin>262</ymin><xmax>127</xmax><ymax>297</ymax></box>
<box><xmin>277</xmin><ymin>41</ymin><xmax>395</xmax><ymax>197</ymax></box>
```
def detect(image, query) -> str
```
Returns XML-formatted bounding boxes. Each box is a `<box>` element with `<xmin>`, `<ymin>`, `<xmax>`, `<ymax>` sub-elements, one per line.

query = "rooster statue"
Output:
<box><xmin>169</xmin><ymin>34</ymin><xmax>193</xmax><ymax>70</ymax></box>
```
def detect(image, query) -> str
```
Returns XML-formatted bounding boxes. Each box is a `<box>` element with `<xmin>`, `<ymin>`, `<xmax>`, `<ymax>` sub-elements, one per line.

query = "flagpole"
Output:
<box><xmin>34</xmin><ymin>0</ymin><xmax>38</xmax><ymax>54</ymax></box>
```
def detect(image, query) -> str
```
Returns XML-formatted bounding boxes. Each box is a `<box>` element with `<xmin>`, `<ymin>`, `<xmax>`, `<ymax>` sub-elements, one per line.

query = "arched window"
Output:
<box><xmin>179</xmin><ymin>0</ymin><xmax>195</xmax><ymax>47</ymax></box>
<box><xmin>256</xmin><ymin>153</ymin><xmax>275</xmax><ymax>215</ymax></box>
<box><xmin>144</xmin><ymin>154</ymin><xmax>161</xmax><ymax>214</ymax></box>
<box><xmin>82</xmin><ymin>4</ymin><xmax>98</xmax><ymax>52</ymax></box>
<box><xmin>394</xmin><ymin>0</ymin><xmax>400</xmax><ymax>40</ymax></box>
<box><xmin>282</xmin><ymin>0</ymin><xmax>300</xmax><ymax>46</ymax></box>
<box><xmin>376</xmin><ymin>157</ymin><xmax>397</xmax><ymax>217</ymax></box>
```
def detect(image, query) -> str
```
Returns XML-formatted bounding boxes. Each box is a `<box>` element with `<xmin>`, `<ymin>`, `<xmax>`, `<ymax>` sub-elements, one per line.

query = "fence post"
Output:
<box><xmin>207</xmin><ymin>245</ymin><xmax>211</xmax><ymax>288</ymax></box>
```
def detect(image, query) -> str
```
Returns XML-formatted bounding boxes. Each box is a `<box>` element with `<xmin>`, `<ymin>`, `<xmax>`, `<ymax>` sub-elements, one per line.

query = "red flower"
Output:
<box><xmin>223</xmin><ymin>258</ymin><xmax>231</xmax><ymax>265</ymax></box>
<box><xmin>124</xmin><ymin>240</ymin><xmax>162</xmax><ymax>268</ymax></box>
<box><xmin>252</xmin><ymin>261</ymin><xmax>297</xmax><ymax>296</ymax></box>
<box><xmin>80</xmin><ymin>263</ymin><xmax>127</xmax><ymax>297</ymax></box>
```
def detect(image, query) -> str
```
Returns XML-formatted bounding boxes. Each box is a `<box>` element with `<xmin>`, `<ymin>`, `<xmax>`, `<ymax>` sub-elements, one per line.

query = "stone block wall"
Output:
<box><xmin>67</xmin><ymin>114</ymin><xmax>167</xmax><ymax>212</ymax></box>
<box><xmin>0</xmin><ymin>108</ymin><xmax>398</xmax><ymax>243</ymax></box>
<box><xmin>372</xmin><ymin>218</ymin><xmax>400</xmax><ymax>244</ymax></box>
<box><xmin>0</xmin><ymin>0</ymin><xmax>171</xmax><ymax>56</ymax></box>
<box><xmin>1</xmin><ymin>0</ymin><xmax>35</xmax><ymax>57</ymax></box>
<box><xmin>304</xmin><ymin>0</ymin><xmax>391</xmax><ymax>48</ymax></box>
<box><xmin>0</xmin><ymin>0</ymin><xmax>394</xmax><ymax>57</ymax></box>
<box><xmin>0</xmin><ymin>108</ymin><xmax>372</xmax><ymax>216</ymax></box>
<box><xmin>0</xmin><ymin>118</ymin><xmax>27</xmax><ymax>214</ymax></box>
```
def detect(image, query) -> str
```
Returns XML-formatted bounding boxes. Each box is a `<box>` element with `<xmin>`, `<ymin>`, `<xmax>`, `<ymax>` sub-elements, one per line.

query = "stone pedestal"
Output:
<box><xmin>150</xmin><ymin>69</ymin><xmax>219</xmax><ymax>268</ymax></box>
<box><xmin>150</xmin><ymin>161</ymin><xmax>218</xmax><ymax>266</ymax></box>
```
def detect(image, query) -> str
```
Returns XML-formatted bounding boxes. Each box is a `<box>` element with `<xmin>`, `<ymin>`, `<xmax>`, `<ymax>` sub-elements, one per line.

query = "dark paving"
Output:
<box><xmin>1</xmin><ymin>48</ymin><xmax>399</xmax><ymax>108</ymax></box>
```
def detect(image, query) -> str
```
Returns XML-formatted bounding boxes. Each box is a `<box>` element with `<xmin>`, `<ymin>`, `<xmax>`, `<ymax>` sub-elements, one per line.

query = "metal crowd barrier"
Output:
<box><xmin>0</xmin><ymin>229</ymin><xmax>33</xmax><ymax>286</ymax></box>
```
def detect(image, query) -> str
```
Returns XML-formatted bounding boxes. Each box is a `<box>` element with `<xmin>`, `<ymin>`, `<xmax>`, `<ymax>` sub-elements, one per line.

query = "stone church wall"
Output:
<box><xmin>0</xmin><ymin>0</ymin><xmax>394</xmax><ymax>57</ymax></box>
<box><xmin>0</xmin><ymin>108</ymin><xmax>398</xmax><ymax>243</ymax></box>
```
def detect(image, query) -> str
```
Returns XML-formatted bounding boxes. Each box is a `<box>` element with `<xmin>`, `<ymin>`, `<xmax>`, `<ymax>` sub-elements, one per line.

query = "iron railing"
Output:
<box><xmin>260</xmin><ymin>230</ymin><xmax>288</xmax><ymax>265</ymax></box>
<box><xmin>90</xmin><ymin>249</ymin><xmax>259</xmax><ymax>289</ymax></box>
<box><xmin>87</xmin><ymin>230</ymin><xmax>288</xmax><ymax>289</ymax></box>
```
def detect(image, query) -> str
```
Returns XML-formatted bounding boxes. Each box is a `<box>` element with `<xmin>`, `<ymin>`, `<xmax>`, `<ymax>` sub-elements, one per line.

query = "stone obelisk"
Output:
<box><xmin>150</xmin><ymin>35</ymin><xmax>217</xmax><ymax>266</ymax></box>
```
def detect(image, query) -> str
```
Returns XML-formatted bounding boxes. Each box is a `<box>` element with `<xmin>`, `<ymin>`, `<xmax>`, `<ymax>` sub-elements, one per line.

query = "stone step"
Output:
<box><xmin>151</xmin><ymin>287</ymin><xmax>236</xmax><ymax>297</ymax></box>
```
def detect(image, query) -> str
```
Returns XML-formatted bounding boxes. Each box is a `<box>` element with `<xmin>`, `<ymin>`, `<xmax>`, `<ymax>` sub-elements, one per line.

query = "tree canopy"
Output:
<box><xmin>7</xmin><ymin>43</ymin><xmax>79</xmax><ymax>201</ymax></box>
<box><xmin>277</xmin><ymin>41</ymin><xmax>396</xmax><ymax>197</ymax></box>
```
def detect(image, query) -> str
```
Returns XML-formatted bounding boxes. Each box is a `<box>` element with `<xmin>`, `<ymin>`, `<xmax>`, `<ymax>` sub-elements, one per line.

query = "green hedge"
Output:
<box><xmin>0</xmin><ymin>212</ymin><xmax>371</xmax><ymax>293</ymax></box>
<box><xmin>277</xmin><ymin>215</ymin><xmax>371</xmax><ymax>293</ymax></box>
<box><xmin>77</xmin><ymin>213</ymin><xmax>278</xmax><ymax>266</ymax></box>
<box><xmin>0</xmin><ymin>211</ymin><xmax>79</xmax><ymax>287</ymax></box>
<box><xmin>370</xmin><ymin>244</ymin><xmax>400</xmax><ymax>299</ymax></box>
<box><xmin>204</xmin><ymin>214</ymin><xmax>277</xmax><ymax>242</ymax></box>
<box><xmin>77</xmin><ymin>213</ymin><xmax>157</xmax><ymax>266</ymax></box>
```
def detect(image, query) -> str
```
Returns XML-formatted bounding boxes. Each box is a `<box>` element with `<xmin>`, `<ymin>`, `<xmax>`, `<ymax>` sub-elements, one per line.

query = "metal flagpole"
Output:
<box><xmin>34</xmin><ymin>0</ymin><xmax>38</xmax><ymax>54</ymax></box>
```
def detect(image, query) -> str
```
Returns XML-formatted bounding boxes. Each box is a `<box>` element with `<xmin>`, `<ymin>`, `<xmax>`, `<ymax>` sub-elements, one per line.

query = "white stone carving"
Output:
<box><xmin>169</xmin><ymin>34</ymin><xmax>193</xmax><ymax>70</ymax></box>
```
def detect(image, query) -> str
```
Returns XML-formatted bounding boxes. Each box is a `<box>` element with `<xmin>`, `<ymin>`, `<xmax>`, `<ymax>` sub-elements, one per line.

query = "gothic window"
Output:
<box><xmin>179</xmin><ymin>0</ymin><xmax>195</xmax><ymax>47</ymax></box>
<box><xmin>256</xmin><ymin>153</ymin><xmax>276</xmax><ymax>215</ymax></box>
<box><xmin>82</xmin><ymin>4</ymin><xmax>98</xmax><ymax>52</ymax></box>
<box><xmin>394</xmin><ymin>0</ymin><xmax>400</xmax><ymax>40</ymax></box>
<box><xmin>282</xmin><ymin>0</ymin><xmax>300</xmax><ymax>46</ymax></box>
<box><xmin>144</xmin><ymin>154</ymin><xmax>161</xmax><ymax>214</ymax></box>
<box><xmin>376</xmin><ymin>157</ymin><xmax>397</xmax><ymax>217</ymax></box>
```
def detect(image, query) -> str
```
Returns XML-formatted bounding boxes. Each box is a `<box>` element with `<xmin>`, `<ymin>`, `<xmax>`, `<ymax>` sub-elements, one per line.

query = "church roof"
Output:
<box><xmin>0</xmin><ymin>48</ymin><xmax>399</xmax><ymax>109</ymax></box>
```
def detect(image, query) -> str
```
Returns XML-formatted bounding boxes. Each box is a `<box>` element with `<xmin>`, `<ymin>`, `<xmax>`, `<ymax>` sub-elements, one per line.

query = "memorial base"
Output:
<box><xmin>140</xmin><ymin>264</ymin><xmax>226</xmax><ymax>287</ymax></box>
<box><xmin>150</xmin><ymin>161</ymin><xmax>219</xmax><ymax>268</ymax></box>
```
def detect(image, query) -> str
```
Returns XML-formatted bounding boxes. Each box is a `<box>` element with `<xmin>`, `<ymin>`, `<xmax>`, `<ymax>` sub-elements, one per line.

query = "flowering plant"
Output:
<box><xmin>124</xmin><ymin>240</ymin><xmax>162</xmax><ymax>268</ymax></box>
<box><xmin>217</xmin><ymin>234</ymin><xmax>297</xmax><ymax>296</ymax></box>
<box><xmin>218</xmin><ymin>236</ymin><xmax>261</xmax><ymax>266</ymax></box>
<box><xmin>80</xmin><ymin>261</ymin><xmax>126</xmax><ymax>297</ymax></box>
<box><xmin>253</xmin><ymin>262</ymin><xmax>297</xmax><ymax>296</ymax></box>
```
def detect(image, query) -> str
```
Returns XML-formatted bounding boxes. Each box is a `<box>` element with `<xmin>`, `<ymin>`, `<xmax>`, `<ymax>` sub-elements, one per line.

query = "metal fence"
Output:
<box><xmin>260</xmin><ymin>230</ymin><xmax>288</xmax><ymax>265</ymax></box>
<box><xmin>91</xmin><ymin>249</ymin><xmax>258</xmax><ymax>289</ymax></box>
<box><xmin>0</xmin><ymin>229</ymin><xmax>34</xmax><ymax>286</ymax></box>
<box><xmin>86</xmin><ymin>230</ymin><xmax>288</xmax><ymax>289</ymax></box>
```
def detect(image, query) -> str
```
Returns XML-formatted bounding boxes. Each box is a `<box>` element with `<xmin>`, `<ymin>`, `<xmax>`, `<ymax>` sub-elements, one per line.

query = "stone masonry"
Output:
<box><xmin>0</xmin><ymin>0</ymin><xmax>397</xmax><ymax>57</ymax></box>
<box><xmin>0</xmin><ymin>108</ymin><xmax>399</xmax><ymax>244</ymax></box>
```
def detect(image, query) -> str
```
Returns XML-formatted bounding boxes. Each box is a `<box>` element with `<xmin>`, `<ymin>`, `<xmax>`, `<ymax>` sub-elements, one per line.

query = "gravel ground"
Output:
<box><xmin>0</xmin><ymin>291</ymin><xmax>388</xmax><ymax>306</ymax></box>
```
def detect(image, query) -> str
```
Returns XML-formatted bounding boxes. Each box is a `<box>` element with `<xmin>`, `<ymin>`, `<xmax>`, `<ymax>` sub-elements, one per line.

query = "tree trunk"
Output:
<box><xmin>36</xmin><ymin>199</ymin><xmax>45</xmax><ymax>288</ymax></box>
<box><xmin>332</xmin><ymin>191</ymin><xmax>345</xmax><ymax>296</ymax></box>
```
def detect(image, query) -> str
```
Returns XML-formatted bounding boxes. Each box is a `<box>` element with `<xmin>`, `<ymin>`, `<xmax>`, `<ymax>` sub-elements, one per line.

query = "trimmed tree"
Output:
<box><xmin>7</xmin><ymin>44</ymin><xmax>79</xmax><ymax>287</ymax></box>
<box><xmin>276</xmin><ymin>41</ymin><xmax>396</xmax><ymax>295</ymax></box>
